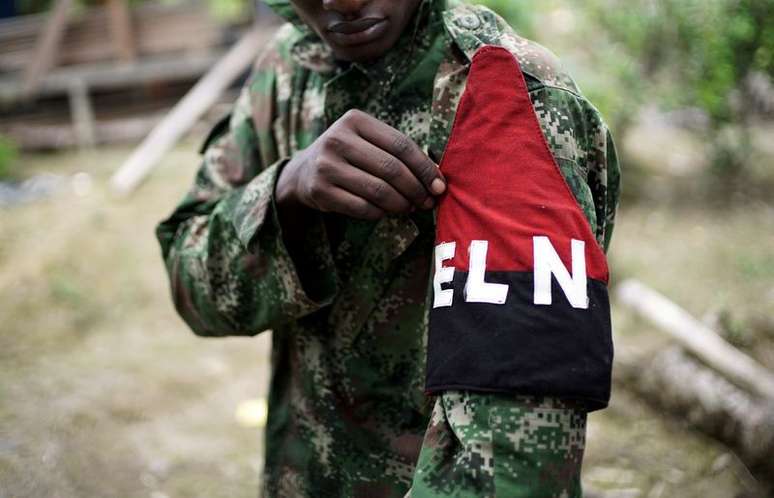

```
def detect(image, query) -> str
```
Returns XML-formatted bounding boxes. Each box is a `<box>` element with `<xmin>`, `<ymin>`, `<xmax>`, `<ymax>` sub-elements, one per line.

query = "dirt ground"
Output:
<box><xmin>1</xmin><ymin>145</ymin><xmax>771</xmax><ymax>497</ymax></box>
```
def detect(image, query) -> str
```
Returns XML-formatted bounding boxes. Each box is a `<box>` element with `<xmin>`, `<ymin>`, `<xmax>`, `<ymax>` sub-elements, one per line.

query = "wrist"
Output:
<box><xmin>275</xmin><ymin>156</ymin><xmax>302</xmax><ymax>209</ymax></box>
<box><xmin>274</xmin><ymin>155</ymin><xmax>316</xmax><ymax>249</ymax></box>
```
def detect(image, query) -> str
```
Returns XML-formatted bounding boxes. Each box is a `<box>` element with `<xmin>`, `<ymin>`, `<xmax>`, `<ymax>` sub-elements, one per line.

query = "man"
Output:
<box><xmin>155</xmin><ymin>0</ymin><xmax>620</xmax><ymax>497</ymax></box>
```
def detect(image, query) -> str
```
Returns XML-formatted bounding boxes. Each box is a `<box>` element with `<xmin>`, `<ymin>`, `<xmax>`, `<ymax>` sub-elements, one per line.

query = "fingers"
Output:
<box><xmin>299</xmin><ymin>109</ymin><xmax>446</xmax><ymax>220</ymax></box>
<box><xmin>328</xmin><ymin>164</ymin><xmax>413</xmax><ymax>214</ymax></box>
<box><xmin>341</xmin><ymin>134</ymin><xmax>432</xmax><ymax>209</ymax></box>
<box><xmin>315</xmin><ymin>185</ymin><xmax>385</xmax><ymax>221</ymax></box>
<box><xmin>346</xmin><ymin>110</ymin><xmax>446</xmax><ymax>197</ymax></box>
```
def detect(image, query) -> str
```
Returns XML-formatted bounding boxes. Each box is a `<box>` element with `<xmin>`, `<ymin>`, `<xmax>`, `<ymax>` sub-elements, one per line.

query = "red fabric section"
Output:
<box><xmin>435</xmin><ymin>46</ymin><xmax>609</xmax><ymax>282</ymax></box>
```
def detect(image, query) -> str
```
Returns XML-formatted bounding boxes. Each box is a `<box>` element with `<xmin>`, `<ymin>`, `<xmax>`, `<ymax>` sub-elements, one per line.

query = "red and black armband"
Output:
<box><xmin>426</xmin><ymin>46</ymin><xmax>613</xmax><ymax>411</ymax></box>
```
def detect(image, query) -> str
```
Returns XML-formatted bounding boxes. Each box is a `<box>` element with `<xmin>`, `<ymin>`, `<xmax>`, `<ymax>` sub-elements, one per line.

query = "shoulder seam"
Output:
<box><xmin>530</xmin><ymin>83</ymin><xmax>584</xmax><ymax>101</ymax></box>
<box><xmin>442</xmin><ymin>3</ymin><xmax>580</xmax><ymax>94</ymax></box>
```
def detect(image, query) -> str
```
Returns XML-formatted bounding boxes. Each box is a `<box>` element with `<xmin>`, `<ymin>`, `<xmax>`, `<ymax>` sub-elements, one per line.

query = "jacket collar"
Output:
<box><xmin>264</xmin><ymin>0</ymin><xmax>303</xmax><ymax>26</ymax></box>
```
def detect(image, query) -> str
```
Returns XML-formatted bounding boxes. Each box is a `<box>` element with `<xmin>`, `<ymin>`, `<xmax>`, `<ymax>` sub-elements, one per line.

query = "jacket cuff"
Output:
<box><xmin>229</xmin><ymin>159</ymin><xmax>339</xmax><ymax>310</ymax></box>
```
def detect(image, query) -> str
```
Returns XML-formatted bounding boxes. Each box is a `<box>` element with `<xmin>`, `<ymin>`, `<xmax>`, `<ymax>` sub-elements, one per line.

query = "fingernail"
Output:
<box><xmin>423</xmin><ymin>198</ymin><xmax>435</xmax><ymax>209</ymax></box>
<box><xmin>431</xmin><ymin>178</ymin><xmax>446</xmax><ymax>195</ymax></box>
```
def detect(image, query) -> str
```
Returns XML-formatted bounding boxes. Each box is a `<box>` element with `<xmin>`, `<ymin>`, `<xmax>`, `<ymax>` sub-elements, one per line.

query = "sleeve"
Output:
<box><xmin>602</xmin><ymin>127</ymin><xmax>621</xmax><ymax>251</ymax></box>
<box><xmin>523</xmin><ymin>85</ymin><xmax>621</xmax><ymax>254</ymax></box>
<box><xmin>155</xmin><ymin>61</ymin><xmax>339</xmax><ymax>338</ymax></box>
<box><xmin>415</xmin><ymin>46</ymin><xmax>614</xmax><ymax>494</ymax></box>
<box><xmin>409</xmin><ymin>393</ymin><xmax>587</xmax><ymax>498</ymax></box>
<box><xmin>584</xmin><ymin>105</ymin><xmax>621</xmax><ymax>253</ymax></box>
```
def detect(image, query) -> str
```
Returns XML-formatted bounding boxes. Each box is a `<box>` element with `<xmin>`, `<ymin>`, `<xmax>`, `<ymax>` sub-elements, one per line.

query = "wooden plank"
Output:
<box><xmin>0</xmin><ymin>99</ymin><xmax>237</xmax><ymax>150</ymax></box>
<box><xmin>22</xmin><ymin>0</ymin><xmax>74</xmax><ymax>97</ymax></box>
<box><xmin>106</xmin><ymin>0</ymin><xmax>137</xmax><ymax>63</ymax></box>
<box><xmin>1</xmin><ymin>1</ymin><xmax>222</xmax><ymax>73</ymax></box>
<box><xmin>55</xmin><ymin>7</ymin><xmax>216</xmax><ymax>65</ymax></box>
<box><xmin>67</xmin><ymin>79</ymin><xmax>96</xmax><ymax>148</ymax></box>
<box><xmin>110</xmin><ymin>26</ymin><xmax>267</xmax><ymax>196</ymax></box>
<box><xmin>616</xmin><ymin>279</ymin><xmax>774</xmax><ymax>401</ymax></box>
<box><xmin>0</xmin><ymin>52</ymin><xmax>222</xmax><ymax>104</ymax></box>
<box><xmin>1</xmin><ymin>112</ymin><xmax>165</xmax><ymax>150</ymax></box>
<box><xmin>0</xmin><ymin>12</ymin><xmax>48</xmax><ymax>46</ymax></box>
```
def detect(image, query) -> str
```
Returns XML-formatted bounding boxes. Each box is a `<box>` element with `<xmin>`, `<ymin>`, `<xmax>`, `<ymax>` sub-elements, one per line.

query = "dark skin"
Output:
<box><xmin>276</xmin><ymin>0</ymin><xmax>446</xmax><ymax>230</ymax></box>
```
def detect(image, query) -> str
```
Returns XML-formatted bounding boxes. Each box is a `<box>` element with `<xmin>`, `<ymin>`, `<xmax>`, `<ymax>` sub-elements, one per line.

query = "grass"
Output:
<box><xmin>1</xmin><ymin>145</ymin><xmax>771</xmax><ymax>497</ymax></box>
<box><xmin>0</xmin><ymin>136</ymin><xmax>18</xmax><ymax>180</ymax></box>
<box><xmin>609</xmin><ymin>201</ymin><xmax>774</xmax><ymax>369</ymax></box>
<box><xmin>1</xmin><ymin>146</ymin><xmax>269</xmax><ymax>498</ymax></box>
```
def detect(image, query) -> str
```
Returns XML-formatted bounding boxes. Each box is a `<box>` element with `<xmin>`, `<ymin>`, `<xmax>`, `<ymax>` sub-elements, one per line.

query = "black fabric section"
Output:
<box><xmin>426</xmin><ymin>272</ymin><xmax>613</xmax><ymax>411</ymax></box>
<box><xmin>198</xmin><ymin>113</ymin><xmax>232</xmax><ymax>154</ymax></box>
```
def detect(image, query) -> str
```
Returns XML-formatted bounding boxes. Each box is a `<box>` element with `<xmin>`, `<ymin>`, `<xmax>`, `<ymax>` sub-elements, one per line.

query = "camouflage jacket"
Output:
<box><xmin>155</xmin><ymin>1</ymin><xmax>620</xmax><ymax>496</ymax></box>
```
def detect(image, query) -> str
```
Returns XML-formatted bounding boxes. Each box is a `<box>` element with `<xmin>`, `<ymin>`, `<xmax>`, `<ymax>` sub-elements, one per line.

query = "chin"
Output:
<box><xmin>330</xmin><ymin>38</ymin><xmax>397</xmax><ymax>63</ymax></box>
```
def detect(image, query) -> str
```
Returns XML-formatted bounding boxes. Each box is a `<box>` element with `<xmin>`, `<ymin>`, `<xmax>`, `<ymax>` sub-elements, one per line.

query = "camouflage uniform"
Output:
<box><xmin>155</xmin><ymin>1</ymin><xmax>620</xmax><ymax>497</ymax></box>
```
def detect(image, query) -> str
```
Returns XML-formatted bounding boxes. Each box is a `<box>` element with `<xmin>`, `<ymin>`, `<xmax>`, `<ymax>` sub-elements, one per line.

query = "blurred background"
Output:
<box><xmin>1</xmin><ymin>0</ymin><xmax>773</xmax><ymax>497</ymax></box>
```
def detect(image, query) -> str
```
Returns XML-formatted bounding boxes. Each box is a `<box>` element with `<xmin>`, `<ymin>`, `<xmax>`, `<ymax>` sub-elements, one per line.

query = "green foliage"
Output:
<box><xmin>15</xmin><ymin>0</ymin><xmax>51</xmax><ymax>15</ymax></box>
<box><xmin>0</xmin><ymin>135</ymin><xmax>19</xmax><ymax>180</ymax></box>
<box><xmin>475</xmin><ymin>0</ymin><xmax>535</xmax><ymax>38</ymax></box>
<box><xmin>480</xmin><ymin>0</ymin><xmax>772</xmax><ymax>124</ymax></box>
<box><xmin>715</xmin><ymin>309</ymin><xmax>753</xmax><ymax>349</ymax></box>
<box><xmin>480</xmin><ymin>0</ymin><xmax>774</xmax><ymax>200</ymax></box>
<box><xmin>585</xmin><ymin>0</ymin><xmax>773</xmax><ymax>124</ymax></box>
<box><xmin>736</xmin><ymin>252</ymin><xmax>774</xmax><ymax>280</ymax></box>
<box><xmin>204</xmin><ymin>0</ymin><xmax>247</xmax><ymax>22</ymax></box>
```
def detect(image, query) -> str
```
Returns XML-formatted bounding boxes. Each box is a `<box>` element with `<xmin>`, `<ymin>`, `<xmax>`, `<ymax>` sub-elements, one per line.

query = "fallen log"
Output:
<box><xmin>617</xmin><ymin>346</ymin><xmax>774</xmax><ymax>479</ymax></box>
<box><xmin>616</xmin><ymin>279</ymin><xmax>774</xmax><ymax>401</ymax></box>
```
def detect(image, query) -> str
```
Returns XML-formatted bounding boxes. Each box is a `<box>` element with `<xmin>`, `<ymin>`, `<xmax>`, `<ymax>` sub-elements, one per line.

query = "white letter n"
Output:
<box><xmin>533</xmin><ymin>236</ymin><xmax>588</xmax><ymax>309</ymax></box>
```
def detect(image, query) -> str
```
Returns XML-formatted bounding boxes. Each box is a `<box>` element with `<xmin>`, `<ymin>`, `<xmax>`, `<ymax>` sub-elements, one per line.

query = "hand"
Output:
<box><xmin>276</xmin><ymin>109</ymin><xmax>446</xmax><ymax>221</ymax></box>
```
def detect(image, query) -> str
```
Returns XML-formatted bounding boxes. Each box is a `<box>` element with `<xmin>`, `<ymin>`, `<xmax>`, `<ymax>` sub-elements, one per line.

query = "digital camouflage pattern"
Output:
<box><xmin>409</xmin><ymin>394</ymin><xmax>586</xmax><ymax>498</ymax></box>
<box><xmin>155</xmin><ymin>1</ymin><xmax>620</xmax><ymax>496</ymax></box>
